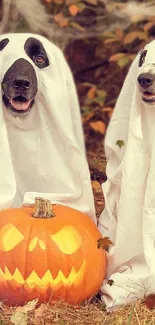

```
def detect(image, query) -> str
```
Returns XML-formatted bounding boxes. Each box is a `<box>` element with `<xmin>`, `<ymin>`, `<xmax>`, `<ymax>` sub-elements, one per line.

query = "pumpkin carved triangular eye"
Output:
<box><xmin>0</xmin><ymin>224</ymin><xmax>24</xmax><ymax>251</ymax></box>
<box><xmin>50</xmin><ymin>226</ymin><xmax>82</xmax><ymax>254</ymax></box>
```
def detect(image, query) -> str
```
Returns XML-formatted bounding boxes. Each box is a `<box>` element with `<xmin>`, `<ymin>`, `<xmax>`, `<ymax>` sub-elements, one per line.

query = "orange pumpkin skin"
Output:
<box><xmin>0</xmin><ymin>204</ymin><xmax>106</xmax><ymax>306</ymax></box>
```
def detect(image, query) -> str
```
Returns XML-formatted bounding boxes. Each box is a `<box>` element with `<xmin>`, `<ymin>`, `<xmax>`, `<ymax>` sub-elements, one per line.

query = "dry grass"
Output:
<box><xmin>0</xmin><ymin>297</ymin><xmax>155</xmax><ymax>324</ymax></box>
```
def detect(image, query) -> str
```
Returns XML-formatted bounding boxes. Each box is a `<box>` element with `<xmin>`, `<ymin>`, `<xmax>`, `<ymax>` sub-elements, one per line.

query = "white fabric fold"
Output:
<box><xmin>99</xmin><ymin>40</ymin><xmax>155</xmax><ymax>308</ymax></box>
<box><xmin>0</xmin><ymin>33</ymin><xmax>95</xmax><ymax>222</ymax></box>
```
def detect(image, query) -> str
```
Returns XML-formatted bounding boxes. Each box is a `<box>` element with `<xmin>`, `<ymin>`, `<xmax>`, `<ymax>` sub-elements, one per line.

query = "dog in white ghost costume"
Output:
<box><xmin>0</xmin><ymin>33</ymin><xmax>96</xmax><ymax>223</ymax></box>
<box><xmin>98</xmin><ymin>40</ymin><xmax>155</xmax><ymax>309</ymax></box>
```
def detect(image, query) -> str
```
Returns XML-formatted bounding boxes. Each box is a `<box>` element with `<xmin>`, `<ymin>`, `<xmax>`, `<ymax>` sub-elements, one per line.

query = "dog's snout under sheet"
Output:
<box><xmin>0</xmin><ymin>33</ymin><xmax>95</xmax><ymax>222</ymax></box>
<box><xmin>98</xmin><ymin>40</ymin><xmax>155</xmax><ymax>308</ymax></box>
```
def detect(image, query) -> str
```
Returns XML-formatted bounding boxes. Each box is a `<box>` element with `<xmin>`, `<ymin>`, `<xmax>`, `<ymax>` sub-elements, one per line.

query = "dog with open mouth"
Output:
<box><xmin>98</xmin><ymin>39</ymin><xmax>155</xmax><ymax>309</ymax></box>
<box><xmin>2</xmin><ymin>57</ymin><xmax>37</xmax><ymax>114</ymax></box>
<box><xmin>1</xmin><ymin>36</ymin><xmax>49</xmax><ymax>114</ymax></box>
<box><xmin>0</xmin><ymin>33</ymin><xmax>95</xmax><ymax>222</ymax></box>
<box><xmin>138</xmin><ymin>46</ymin><xmax>155</xmax><ymax>104</ymax></box>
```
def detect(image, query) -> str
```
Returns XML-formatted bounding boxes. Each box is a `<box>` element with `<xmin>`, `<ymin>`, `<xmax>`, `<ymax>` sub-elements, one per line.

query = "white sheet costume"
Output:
<box><xmin>99</xmin><ymin>40</ymin><xmax>155</xmax><ymax>308</ymax></box>
<box><xmin>0</xmin><ymin>33</ymin><xmax>95</xmax><ymax>222</ymax></box>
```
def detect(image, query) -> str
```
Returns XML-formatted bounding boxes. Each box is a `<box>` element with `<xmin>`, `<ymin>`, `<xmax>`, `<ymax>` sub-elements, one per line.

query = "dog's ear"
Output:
<box><xmin>0</xmin><ymin>38</ymin><xmax>9</xmax><ymax>51</ymax></box>
<box><xmin>138</xmin><ymin>49</ymin><xmax>147</xmax><ymax>67</ymax></box>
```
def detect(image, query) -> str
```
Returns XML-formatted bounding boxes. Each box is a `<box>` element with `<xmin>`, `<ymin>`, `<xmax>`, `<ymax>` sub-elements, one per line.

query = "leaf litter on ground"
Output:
<box><xmin>0</xmin><ymin>298</ymin><xmax>153</xmax><ymax>325</ymax></box>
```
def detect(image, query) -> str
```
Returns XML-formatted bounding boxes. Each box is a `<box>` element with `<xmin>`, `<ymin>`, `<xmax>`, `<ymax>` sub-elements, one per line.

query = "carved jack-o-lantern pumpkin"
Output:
<box><xmin>0</xmin><ymin>198</ymin><xmax>106</xmax><ymax>306</ymax></box>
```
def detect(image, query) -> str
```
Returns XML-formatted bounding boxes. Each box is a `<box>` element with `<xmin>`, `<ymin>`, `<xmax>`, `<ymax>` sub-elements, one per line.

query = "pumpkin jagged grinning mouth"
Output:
<box><xmin>0</xmin><ymin>260</ymin><xmax>86</xmax><ymax>289</ymax></box>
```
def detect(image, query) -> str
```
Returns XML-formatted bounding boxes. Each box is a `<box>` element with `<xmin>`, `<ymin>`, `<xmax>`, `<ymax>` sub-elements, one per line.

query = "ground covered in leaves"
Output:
<box><xmin>2</xmin><ymin>297</ymin><xmax>155</xmax><ymax>325</ymax></box>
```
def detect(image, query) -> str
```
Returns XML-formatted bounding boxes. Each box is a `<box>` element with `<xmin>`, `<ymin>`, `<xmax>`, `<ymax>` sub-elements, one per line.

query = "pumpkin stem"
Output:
<box><xmin>32</xmin><ymin>197</ymin><xmax>55</xmax><ymax>218</ymax></box>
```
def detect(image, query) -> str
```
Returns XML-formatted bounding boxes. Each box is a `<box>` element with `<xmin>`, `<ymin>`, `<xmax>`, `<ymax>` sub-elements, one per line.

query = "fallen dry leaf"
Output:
<box><xmin>109</xmin><ymin>53</ymin><xmax>126</xmax><ymax>62</ymax></box>
<box><xmin>101</xmin><ymin>107</ymin><xmax>113</xmax><ymax>112</ymax></box>
<box><xmin>116</xmin><ymin>140</ymin><xmax>125</xmax><ymax>149</ymax></box>
<box><xmin>11</xmin><ymin>311</ymin><xmax>27</xmax><ymax>325</ymax></box>
<box><xmin>35</xmin><ymin>303</ymin><xmax>48</xmax><ymax>318</ymax></box>
<box><xmin>54</xmin><ymin>13</ymin><xmax>68</xmax><ymax>27</ymax></box>
<box><xmin>118</xmin><ymin>56</ymin><xmax>130</xmax><ymax>68</ymax></box>
<box><xmin>69</xmin><ymin>4</ymin><xmax>79</xmax><ymax>16</ymax></box>
<box><xmin>143</xmin><ymin>21</ymin><xmax>155</xmax><ymax>32</ymax></box>
<box><xmin>145</xmin><ymin>294</ymin><xmax>155</xmax><ymax>310</ymax></box>
<box><xmin>87</xmin><ymin>86</ymin><xmax>97</xmax><ymax>99</ymax></box>
<box><xmin>123</xmin><ymin>31</ymin><xmax>147</xmax><ymax>45</ymax></box>
<box><xmin>107</xmin><ymin>279</ymin><xmax>114</xmax><ymax>286</ymax></box>
<box><xmin>101</xmin><ymin>107</ymin><xmax>113</xmax><ymax>118</ymax></box>
<box><xmin>82</xmin><ymin>111</ymin><xmax>95</xmax><ymax>123</ymax></box>
<box><xmin>97</xmin><ymin>201</ymin><xmax>104</xmax><ymax>206</ymax></box>
<box><xmin>115</xmin><ymin>28</ymin><xmax>124</xmax><ymax>40</ymax></box>
<box><xmin>91</xmin><ymin>181</ymin><xmax>101</xmax><ymax>191</ymax></box>
<box><xmin>90</xmin><ymin>121</ymin><xmax>106</xmax><ymax>134</ymax></box>
<box><xmin>97</xmin><ymin>237</ymin><xmax>113</xmax><ymax>252</ymax></box>
<box><xmin>104</xmin><ymin>38</ymin><xmax>120</xmax><ymax>45</ymax></box>
<box><xmin>17</xmin><ymin>298</ymin><xmax>38</xmax><ymax>314</ymax></box>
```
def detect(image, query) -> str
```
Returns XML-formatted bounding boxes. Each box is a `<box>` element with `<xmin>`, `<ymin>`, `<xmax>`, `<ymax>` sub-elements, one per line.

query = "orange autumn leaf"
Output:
<box><xmin>143</xmin><ymin>21</ymin><xmax>155</xmax><ymax>32</ymax></box>
<box><xmin>90</xmin><ymin>121</ymin><xmax>106</xmax><ymax>134</ymax></box>
<box><xmin>101</xmin><ymin>107</ymin><xmax>113</xmax><ymax>118</ymax></box>
<box><xmin>104</xmin><ymin>38</ymin><xmax>119</xmax><ymax>45</ymax></box>
<box><xmin>115</xmin><ymin>29</ymin><xmax>124</xmax><ymax>40</ymax></box>
<box><xmin>108</xmin><ymin>110</ymin><xmax>113</xmax><ymax>118</ymax></box>
<box><xmin>101</xmin><ymin>107</ymin><xmax>112</xmax><ymax>112</ymax></box>
<box><xmin>69</xmin><ymin>4</ymin><xmax>79</xmax><ymax>16</ymax></box>
<box><xmin>54</xmin><ymin>13</ymin><xmax>68</xmax><ymax>27</ymax></box>
<box><xmin>109</xmin><ymin>53</ymin><xmax>126</xmax><ymax>62</ymax></box>
<box><xmin>91</xmin><ymin>181</ymin><xmax>101</xmax><ymax>191</ymax></box>
<box><xmin>123</xmin><ymin>31</ymin><xmax>147</xmax><ymax>45</ymax></box>
<box><xmin>87</xmin><ymin>86</ymin><xmax>96</xmax><ymax>99</ymax></box>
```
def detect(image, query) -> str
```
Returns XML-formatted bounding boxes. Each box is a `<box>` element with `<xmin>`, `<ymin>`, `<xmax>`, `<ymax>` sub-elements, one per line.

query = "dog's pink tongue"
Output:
<box><xmin>10</xmin><ymin>99</ymin><xmax>30</xmax><ymax>111</ymax></box>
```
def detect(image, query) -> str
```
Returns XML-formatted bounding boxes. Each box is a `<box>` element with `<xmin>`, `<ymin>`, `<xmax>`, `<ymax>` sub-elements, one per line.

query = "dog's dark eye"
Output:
<box><xmin>24</xmin><ymin>37</ymin><xmax>49</xmax><ymax>69</ymax></box>
<box><xmin>139</xmin><ymin>50</ymin><xmax>147</xmax><ymax>67</ymax></box>
<box><xmin>33</xmin><ymin>54</ymin><xmax>45</xmax><ymax>65</ymax></box>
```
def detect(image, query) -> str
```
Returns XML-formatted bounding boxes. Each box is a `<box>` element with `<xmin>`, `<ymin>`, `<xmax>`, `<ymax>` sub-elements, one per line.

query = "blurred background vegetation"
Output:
<box><xmin>1</xmin><ymin>0</ymin><xmax>155</xmax><ymax>216</ymax></box>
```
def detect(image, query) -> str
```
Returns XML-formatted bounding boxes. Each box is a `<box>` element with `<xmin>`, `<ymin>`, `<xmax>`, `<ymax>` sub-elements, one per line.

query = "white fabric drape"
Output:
<box><xmin>0</xmin><ymin>33</ymin><xmax>96</xmax><ymax>222</ymax></box>
<box><xmin>99</xmin><ymin>40</ymin><xmax>155</xmax><ymax>308</ymax></box>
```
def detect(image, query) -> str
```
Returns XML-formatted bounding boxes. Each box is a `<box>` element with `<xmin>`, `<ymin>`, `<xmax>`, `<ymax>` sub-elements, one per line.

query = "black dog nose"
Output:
<box><xmin>137</xmin><ymin>73</ymin><xmax>154</xmax><ymax>88</ymax></box>
<box><xmin>13</xmin><ymin>78</ymin><xmax>30</xmax><ymax>90</ymax></box>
